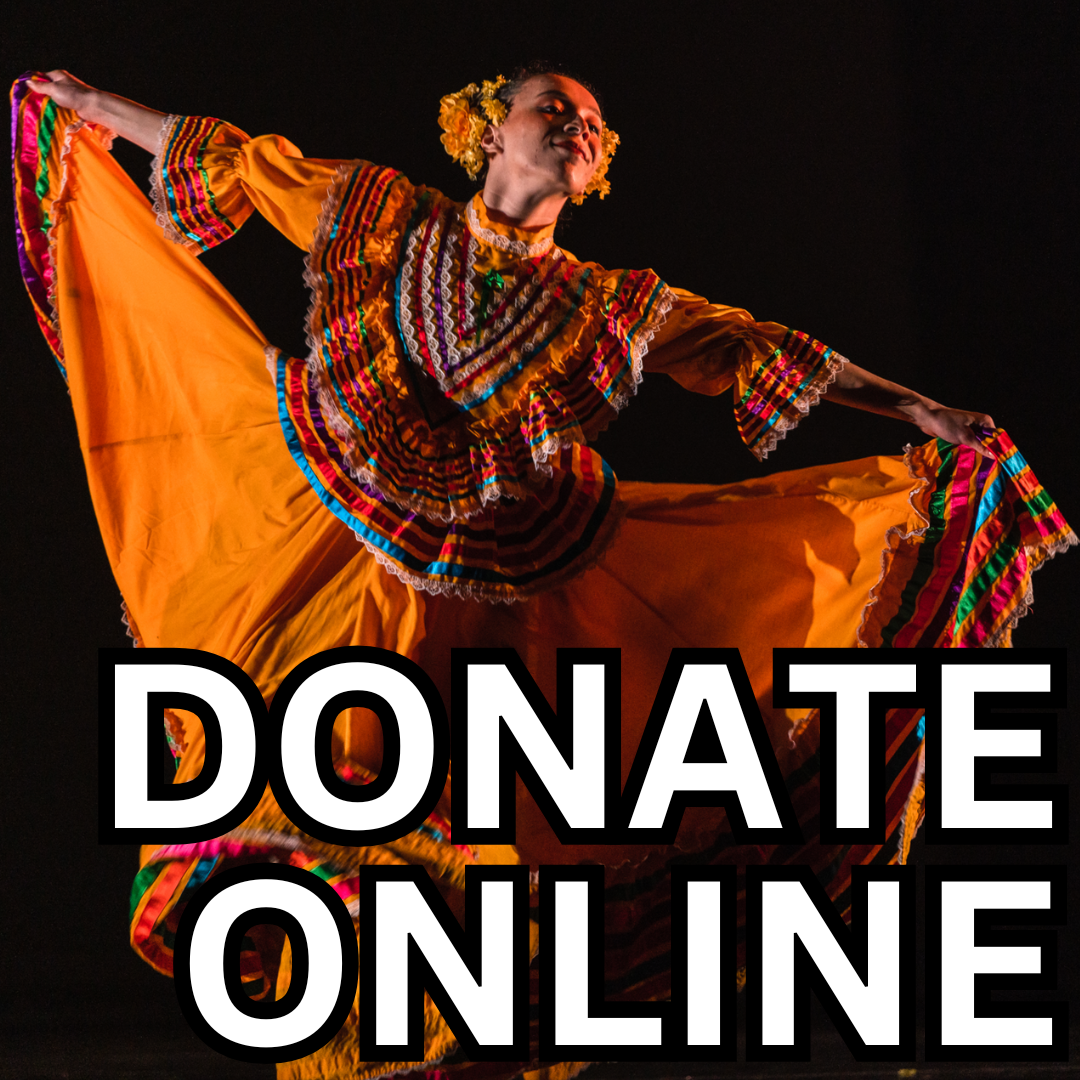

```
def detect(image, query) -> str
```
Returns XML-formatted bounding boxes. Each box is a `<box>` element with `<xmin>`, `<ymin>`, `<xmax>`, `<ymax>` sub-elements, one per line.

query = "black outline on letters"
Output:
<box><xmin>266</xmin><ymin>646</ymin><xmax>450</xmax><ymax>845</ymax></box>
<box><xmin>925</xmin><ymin>864</ymin><xmax>1068</xmax><ymax>1061</ymax></box>
<box><xmin>452</xmin><ymin>648</ymin><xmax>623</xmax><ymax>844</ymax></box>
<box><xmin>173</xmin><ymin>863</ymin><xmax>357</xmax><ymax>1063</ymax></box>
<box><xmin>99</xmin><ymin>648</ymin><xmax>267</xmax><ymax>843</ymax></box>
<box><xmin>773</xmin><ymin>648</ymin><xmax>922</xmax><ymax>845</ymax></box>
<box><xmin>744</xmin><ymin>864</ymin><xmax>915</xmax><ymax>1062</ymax></box>
<box><xmin>621</xmin><ymin>649</ymin><xmax>800</xmax><ymax>844</ymax></box>
<box><xmin>356</xmin><ymin>863</ymin><xmax>531</xmax><ymax>1060</ymax></box>
<box><xmin>923</xmin><ymin>649</ymin><xmax>1067</xmax><ymax>845</ymax></box>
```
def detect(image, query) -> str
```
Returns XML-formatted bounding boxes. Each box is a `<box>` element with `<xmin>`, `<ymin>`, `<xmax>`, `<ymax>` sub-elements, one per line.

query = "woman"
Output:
<box><xmin>14</xmin><ymin>65</ymin><xmax>1072</xmax><ymax>1079</ymax></box>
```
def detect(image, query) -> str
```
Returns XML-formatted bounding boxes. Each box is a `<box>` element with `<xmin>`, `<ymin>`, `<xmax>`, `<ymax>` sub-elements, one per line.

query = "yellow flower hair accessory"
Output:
<box><xmin>570</xmin><ymin>126</ymin><xmax>619</xmax><ymax>205</ymax></box>
<box><xmin>438</xmin><ymin>76</ymin><xmax>508</xmax><ymax>181</ymax></box>
<box><xmin>437</xmin><ymin>75</ymin><xmax>619</xmax><ymax>201</ymax></box>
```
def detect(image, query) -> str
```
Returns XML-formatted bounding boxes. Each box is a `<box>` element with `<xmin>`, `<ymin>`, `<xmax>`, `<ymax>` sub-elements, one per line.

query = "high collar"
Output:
<box><xmin>465</xmin><ymin>193</ymin><xmax>558</xmax><ymax>257</ymax></box>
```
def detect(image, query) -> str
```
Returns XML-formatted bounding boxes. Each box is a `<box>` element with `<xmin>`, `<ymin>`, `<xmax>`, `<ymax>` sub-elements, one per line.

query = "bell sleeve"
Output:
<box><xmin>150</xmin><ymin>114</ymin><xmax>346</xmax><ymax>252</ymax></box>
<box><xmin>643</xmin><ymin>287</ymin><xmax>847</xmax><ymax>459</ymax></box>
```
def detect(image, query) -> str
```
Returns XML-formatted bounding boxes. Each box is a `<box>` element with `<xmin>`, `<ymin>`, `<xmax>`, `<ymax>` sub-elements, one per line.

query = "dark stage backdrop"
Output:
<box><xmin>2</xmin><ymin>2</ymin><xmax>1076</xmax><ymax>1073</ymax></box>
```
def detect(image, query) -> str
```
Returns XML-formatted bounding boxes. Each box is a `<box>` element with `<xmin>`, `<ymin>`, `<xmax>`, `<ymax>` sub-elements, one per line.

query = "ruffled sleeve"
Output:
<box><xmin>643</xmin><ymin>287</ymin><xmax>847</xmax><ymax>459</ymax></box>
<box><xmin>151</xmin><ymin>114</ymin><xmax>345</xmax><ymax>252</ymax></box>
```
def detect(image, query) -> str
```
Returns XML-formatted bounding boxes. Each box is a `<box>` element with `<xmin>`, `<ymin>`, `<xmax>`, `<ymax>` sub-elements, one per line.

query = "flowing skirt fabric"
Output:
<box><xmin>15</xmin><ymin>104</ymin><xmax>1073</xmax><ymax>1080</ymax></box>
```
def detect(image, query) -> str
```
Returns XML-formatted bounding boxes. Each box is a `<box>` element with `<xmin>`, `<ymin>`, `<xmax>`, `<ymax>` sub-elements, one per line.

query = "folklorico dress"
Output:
<box><xmin>12</xmin><ymin>78</ymin><xmax>1076</xmax><ymax>1080</ymax></box>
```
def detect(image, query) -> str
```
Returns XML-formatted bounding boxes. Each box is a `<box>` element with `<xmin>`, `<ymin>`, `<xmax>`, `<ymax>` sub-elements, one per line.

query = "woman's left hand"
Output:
<box><xmin>909</xmin><ymin>402</ymin><xmax>997</xmax><ymax>457</ymax></box>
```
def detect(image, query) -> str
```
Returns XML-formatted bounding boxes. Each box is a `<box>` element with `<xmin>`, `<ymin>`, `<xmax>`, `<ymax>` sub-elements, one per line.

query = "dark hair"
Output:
<box><xmin>493</xmin><ymin>60</ymin><xmax>607</xmax><ymax>124</ymax></box>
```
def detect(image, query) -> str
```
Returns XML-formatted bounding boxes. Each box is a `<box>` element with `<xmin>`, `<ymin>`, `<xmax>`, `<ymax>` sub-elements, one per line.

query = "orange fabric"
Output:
<box><xmin>39</xmin><ymin>112</ymin><xmax>925</xmax><ymax>1079</ymax></box>
<box><xmin>177</xmin><ymin>121</ymin><xmax>835</xmax><ymax>447</ymax></box>
<box><xmin>422</xmin><ymin>464</ymin><xmax>921</xmax><ymax>867</ymax></box>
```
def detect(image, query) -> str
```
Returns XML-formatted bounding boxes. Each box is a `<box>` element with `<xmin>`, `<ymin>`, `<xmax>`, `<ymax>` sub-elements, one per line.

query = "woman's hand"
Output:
<box><xmin>907</xmin><ymin>402</ymin><xmax>997</xmax><ymax>457</ymax></box>
<box><xmin>27</xmin><ymin>70</ymin><xmax>102</xmax><ymax>119</ymax></box>
<box><xmin>828</xmin><ymin>361</ymin><xmax>997</xmax><ymax>458</ymax></box>
<box><xmin>25</xmin><ymin>70</ymin><xmax>165</xmax><ymax>153</ymax></box>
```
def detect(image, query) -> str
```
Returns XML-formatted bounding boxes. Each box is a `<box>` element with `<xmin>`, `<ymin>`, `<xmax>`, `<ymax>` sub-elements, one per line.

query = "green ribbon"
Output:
<box><xmin>476</xmin><ymin>268</ymin><xmax>505</xmax><ymax>337</ymax></box>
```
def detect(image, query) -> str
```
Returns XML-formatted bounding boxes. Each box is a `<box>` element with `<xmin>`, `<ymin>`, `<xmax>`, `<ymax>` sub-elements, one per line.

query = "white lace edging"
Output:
<box><xmin>895</xmin><ymin>743</ymin><xmax>925</xmax><ymax>865</ymax></box>
<box><xmin>399</xmin><ymin>209</ymin><xmax>576</xmax><ymax>409</ymax></box>
<box><xmin>610</xmin><ymin>283</ymin><xmax>677</xmax><ymax>413</ymax></box>
<box><xmin>353</xmin><ymin>531</ymin><xmax>520</xmax><ymax>603</ymax></box>
<box><xmin>465</xmin><ymin>199</ymin><xmax>554</xmax><ymax>256</ymax></box>
<box><xmin>856</xmin><ymin>444</ymin><xmax>1078</xmax><ymax>649</ymax></box>
<box><xmin>148</xmin><ymin>114</ymin><xmax>199</xmax><ymax>249</ymax></box>
<box><xmin>263</xmin><ymin>344</ymin><xmax>280</xmax><ymax>379</ymax></box>
<box><xmin>854</xmin><ymin>443</ymin><xmax>933</xmax><ymax>648</ymax></box>
<box><xmin>750</xmin><ymin>349</ymin><xmax>850</xmax><ymax>461</ymax></box>
<box><xmin>978</xmin><ymin>527</ymin><xmax>1078</xmax><ymax>648</ymax></box>
<box><xmin>120</xmin><ymin>600</ymin><xmax>143</xmax><ymax>647</ymax></box>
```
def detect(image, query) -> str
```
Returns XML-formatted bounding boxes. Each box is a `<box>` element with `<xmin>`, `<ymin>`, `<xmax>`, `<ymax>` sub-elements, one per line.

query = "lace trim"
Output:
<box><xmin>148</xmin><ymin>114</ymin><xmax>196</xmax><ymax>249</ymax></box>
<box><xmin>896</xmin><ymin>740</ymin><xmax>926</xmax><ymax>865</ymax></box>
<box><xmin>398</xmin><ymin>207</ymin><xmax>580</xmax><ymax>409</ymax></box>
<box><xmin>120</xmin><ymin>600</ymin><xmax>144</xmax><ymax>647</ymax></box>
<box><xmin>352</xmin><ymin>530</ymin><xmax>520</xmax><ymax>603</ymax></box>
<box><xmin>610</xmin><ymin>283</ymin><xmax>677</xmax><ymax>413</ymax></box>
<box><xmin>854</xmin><ymin>443</ymin><xmax>933</xmax><ymax>648</ymax></box>
<box><xmin>465</xmin><ymin>199</ymin><xmax>555</xmax><ymax>256</ymax></box>
<box><xmin>750</xmin><ymin>349</ymin><xmax>849</xmax><ymax>462</ymax></box>
<box><xmin>263</xmin><ymin>344</ymin><xmax>280</xmax><ymax>379</ymax></box>
<box><xmin>979</xmin><ymin>526</ymin><xmax>1078</xmax><ymax>649</ymax></box>
<box><xmin>301</xmin><ymin>163</ymin><xmax>364</xmax><ymax>442</ymax></box>
<box><xmin>855</xmin><ymin>444</ymin><xmax>1078</xmax><ymax>649</ymax></box>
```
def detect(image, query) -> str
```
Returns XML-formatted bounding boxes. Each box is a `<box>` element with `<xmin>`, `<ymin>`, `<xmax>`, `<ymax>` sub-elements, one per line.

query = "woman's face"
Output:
<box><xmin>481</xmin><ymin>74</ymin><xmax>604</xmax><ymax>199</ymax></box>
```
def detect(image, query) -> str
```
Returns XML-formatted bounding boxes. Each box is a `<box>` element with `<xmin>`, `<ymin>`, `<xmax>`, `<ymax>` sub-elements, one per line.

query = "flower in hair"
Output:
<box><xmin>570</xmin><ymin>126</ymin><xmax>619</xmax><ymax>205</ymax></box>
<box><xmin>438</xmin><ymin>77</ymin><xmax>507</xmax><ymax>180</ymax></box>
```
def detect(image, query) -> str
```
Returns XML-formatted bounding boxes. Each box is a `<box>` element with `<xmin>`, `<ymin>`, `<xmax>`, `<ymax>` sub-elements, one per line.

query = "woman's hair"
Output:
<box><xmin>493</xmin><ymin>60</ymin><xmax>607</xmax><ymax>124</ymax></box>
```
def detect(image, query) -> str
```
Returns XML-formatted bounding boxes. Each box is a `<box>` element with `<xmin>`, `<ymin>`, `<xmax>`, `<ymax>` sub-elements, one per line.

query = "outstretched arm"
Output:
<box><xmin>643</xmin><ymin>291</ymin><xmax>997</xmax><ymax>458</ymax></box>
<box><xmin>25</xmin><ymin>72</ymin><xmax>346</xmax><ymax>253</ymax></box>
<box><xmin>26</xmin><ymin>70</ymin><xmax>164</xmax><ymax>152</ymax></box>
<box><xmin>827</xmin><ymin>362</ymin><xmax>995</xmax><ymax>457</ymax></box>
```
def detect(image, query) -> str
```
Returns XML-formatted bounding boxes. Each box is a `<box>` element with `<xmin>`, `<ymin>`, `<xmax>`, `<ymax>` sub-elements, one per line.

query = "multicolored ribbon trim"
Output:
<box><xmin>861</xmin><ymin>428</ymin><xmax>1075</xmax><ymax>648</ymax></box>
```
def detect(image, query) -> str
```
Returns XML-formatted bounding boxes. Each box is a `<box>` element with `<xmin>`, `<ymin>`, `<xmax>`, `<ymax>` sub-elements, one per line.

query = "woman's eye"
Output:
<box><xmin>589</xmin><ymin>123</ymin><xmax>601</xmax><ymax>135</ymax></box>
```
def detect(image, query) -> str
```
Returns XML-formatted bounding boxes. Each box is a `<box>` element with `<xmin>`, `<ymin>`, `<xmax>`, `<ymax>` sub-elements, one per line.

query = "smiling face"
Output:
<box><xmin>480</xmin><ymin>74</ymin><xmax>604</xmax><ymax>204</ymax></box>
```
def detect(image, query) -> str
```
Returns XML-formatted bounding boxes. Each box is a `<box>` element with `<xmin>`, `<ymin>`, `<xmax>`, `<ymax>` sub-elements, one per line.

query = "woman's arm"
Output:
<box><xmin>827</xmin><ymin>362</ymin><xmax>995</xmax><ymax>457</ymax></box>
<box><xmin>643</xmin><ymin>290</ymin><xmax>998</xmax><ymax>458</ymax></box>
<box><xmin>26</xmin><ymin>70</ymin><xmax>164</xmax><ymax>152</ymax></box>
<box><xmin>25</xmin><ymin>73</ymin><xmax>347</xmax><ymax>253</ymax></box>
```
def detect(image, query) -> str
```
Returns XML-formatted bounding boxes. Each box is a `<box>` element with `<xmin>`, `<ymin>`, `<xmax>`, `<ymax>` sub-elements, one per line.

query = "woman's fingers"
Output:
<box><xmin>957</xmin><ymin>426</ymin><xmax>996</xmax><ymax>459</ymax></box>
<box><xmin>25</xmin><ymin>70</ymin><xmax>97</xmax><ymax>115</ymax></box>
<box><xmin>28</xmin><ymin>69</ymin><xmax>68</xmax><ymax>90</ymax></box>
<box><xmin>919</xmin><ymin>406</ymin><xmax>998</xmax><ymax>458</ymax></box>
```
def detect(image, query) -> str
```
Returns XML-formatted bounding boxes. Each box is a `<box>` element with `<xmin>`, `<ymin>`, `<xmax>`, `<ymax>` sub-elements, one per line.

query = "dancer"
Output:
<box><xmin>14</xmin><ymin>66</ymin><xmax>1072</xmax><ymax>1079</ymax></box>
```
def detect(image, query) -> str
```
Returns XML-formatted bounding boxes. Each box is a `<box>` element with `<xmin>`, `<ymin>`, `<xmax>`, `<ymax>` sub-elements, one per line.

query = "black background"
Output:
<box><xmin>2</xmin><ymin>0</ymin><xmax>1076</xmax><ymax>1071</ymax></box>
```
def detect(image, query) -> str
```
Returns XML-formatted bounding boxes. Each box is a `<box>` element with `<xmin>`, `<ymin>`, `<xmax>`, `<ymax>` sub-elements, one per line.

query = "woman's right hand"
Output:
<box><xmin>27</xmin><ymin>70</ymin><xmax>102</xmax><ymax>120</ymax></box>
<box><xmin>25</xmin><ymin>71</ymin><xmax>166</xmax><ymax>153</ymax></box>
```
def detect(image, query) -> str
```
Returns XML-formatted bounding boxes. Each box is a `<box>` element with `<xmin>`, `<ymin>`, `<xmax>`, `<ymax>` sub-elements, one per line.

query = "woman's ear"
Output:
<box><xmin>479</xmin><ymin>123</ymin><xmax>502</xmax><ymax>156</ymax></box>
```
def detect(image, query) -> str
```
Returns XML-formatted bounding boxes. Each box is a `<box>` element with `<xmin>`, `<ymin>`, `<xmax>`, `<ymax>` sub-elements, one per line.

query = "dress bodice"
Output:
<box><xmin>145</xmin><ymin>115</ymin><xmax>846</xmax><ymax>598</ymax></box>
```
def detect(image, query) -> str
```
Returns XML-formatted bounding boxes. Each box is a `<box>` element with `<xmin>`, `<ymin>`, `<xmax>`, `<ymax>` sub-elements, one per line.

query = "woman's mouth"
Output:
<box><xmin>554</xmin><ymin>141</ymin><xmax>587</xmax><ymax>162</ymax></box>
